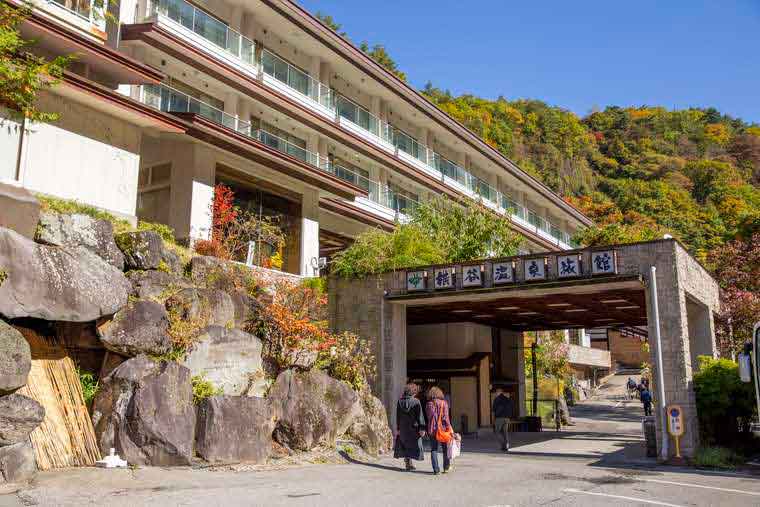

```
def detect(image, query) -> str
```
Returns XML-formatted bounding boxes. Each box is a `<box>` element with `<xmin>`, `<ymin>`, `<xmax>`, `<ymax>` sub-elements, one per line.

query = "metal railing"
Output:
<box><xmin>335</xmin><ymin>94</ymin><xmax>393</xmax><ymax>142</ymax></box>
<box><xmin>149</xmin><ymin>0</ymin><xmax>256</xmax><ymax>66</ymax></box>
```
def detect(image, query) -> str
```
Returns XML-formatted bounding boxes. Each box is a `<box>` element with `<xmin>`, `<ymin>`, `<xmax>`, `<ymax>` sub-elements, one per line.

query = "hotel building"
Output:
<box><xmin>3</xmin><ymin>0</ymin><xmax>592</xmax><ymax>277</ymax></box>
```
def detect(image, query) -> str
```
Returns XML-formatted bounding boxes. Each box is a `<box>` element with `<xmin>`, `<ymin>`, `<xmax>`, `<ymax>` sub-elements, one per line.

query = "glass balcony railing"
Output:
<box><xmin>141</xmin><ymin>84</ymin><xmax>250</xmax><ymax>134</ymax></box>
<box><xmin>261</xmin><ymin>49</ymin><xmax>332</xmax><ymax>109</ymax></box>
<box><xmin>254</xmin><ymin>129</ymin><xmax>320</xmax><ymax>167</ymax></box>
<box><xmin>393</xmin><ymin>129</ymin><xmax>431</xmax><ymax>165</ymax></box>
<box><xmin>335</xmin><ymin>95</ymin><xmax>392</xmax><ymax>143</ymax></box>
<box><xmin>150</xmin><ymin>0</ymin><xmax>256</xmax><ymax>66</ymax></box>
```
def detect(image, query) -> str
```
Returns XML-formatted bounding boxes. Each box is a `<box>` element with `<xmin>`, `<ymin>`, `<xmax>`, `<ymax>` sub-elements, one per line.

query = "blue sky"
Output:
<box><xmin>298</xmin><ymin>1</ymin><xmax>760</xmax><ymax>124</ymax></box>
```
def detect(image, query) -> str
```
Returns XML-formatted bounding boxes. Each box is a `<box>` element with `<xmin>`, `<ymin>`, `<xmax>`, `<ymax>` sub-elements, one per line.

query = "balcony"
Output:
<box><xmin>261</xmin><ymin>49</ymin><xmax>334</xmax><ymax>120</ymax></box>
<box><xmin>335</xmin><ymin>95</ymin><xmax>395</xmax><ymax>153</ymax></box>
<box><xmin>145</xmin><ymin>0</ymin><xmax>257</xmax><ymax>79</ymax></box>
<box><xmin>44</xmin><ymin>0</ymin><xmax>106</xmax><ymax>34</ymax></box>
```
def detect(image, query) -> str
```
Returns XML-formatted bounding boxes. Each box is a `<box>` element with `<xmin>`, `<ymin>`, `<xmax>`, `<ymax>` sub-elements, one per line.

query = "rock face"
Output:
<box><xmin>0</xmin><ymin>227</ymin><xmax>131</xmax><ymax>321</ymax></box>
<box><xmin>96</xmin><ymin>300</ymin><xmax>172</xmax><ymax>357</ymax></box>
<box><xmin>347</xmin><ymin>390</ymin><xmax>393</xmax><ymax>456</ymax></box>
<box><xmin>126</xmin><ymin>270</ymin><xmax>191</xmax><ymax>301</ymax></box>
<box><xmin>0</xmin><ymin>183</ymin><xmax>40</xmax><ymax>240</ymax></box>
<box><xmin>91</xmin><ymin>355</ymin><xmax>195</xmax><ymax>466</ymax></box>
<box><xmin>165</xmin><ymin>288</ymin><xmax>235</xmax><ymax>328</ymax></box>
<box><xmin>115</xmin><ymin>231</ymin><xmax>165</xmax><ymax>270</ymax></box>
<box><xmin>195</xmin><ymin>396</ymin><xmax>276</xmax><ymax>464</ymax></box>
<box><xmin>269</xmin><ymin>370</ymin><xmax>362</xmax><ymax>451</ymax></box>
<box><xmin>35</xmin><ymin>211</ymin><xmax>125</xmax><ymax>270</ymax></box>
<box><xmin>0</xmin><ymin>442</ymin><xmax>37</xmax><ymax>484</ymax></box>
<box><xmin>0</xmin><ymin>321</ymin><xmax>31</xmax><ymax>394</ymax></box>
<box><xmin>182</xmin><ymin>326</ymin><xmax>265</xmax><ymax>396</ymax></box>
<box><xmin>0</xmin><ymin>394</ymin><xmax>45</xmax><ymax>446</ymax></box>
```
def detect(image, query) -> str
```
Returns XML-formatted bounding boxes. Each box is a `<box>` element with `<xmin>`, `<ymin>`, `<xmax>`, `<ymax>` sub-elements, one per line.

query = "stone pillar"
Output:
<box><xmin>299</xmin><ymin>187</ymin><xmax>320</xmax><ymax>277</ymax></box>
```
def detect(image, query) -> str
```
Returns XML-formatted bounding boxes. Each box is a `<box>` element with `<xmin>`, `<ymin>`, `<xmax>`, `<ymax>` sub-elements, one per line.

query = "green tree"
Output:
<box><xmin>314</xmin><ymin>12</ymin><xmax>347</xmax><ymax>37</ymax></box>
<box><xmin>331</xmin><ymin>198</ymin><xmax>522</xmax><ymax>277</ymax></box>
<box><xmin>359</xmin><ymin>41</ymin><xmax>406</xmax><ymax>82</ymax></box>
<box><xmin>1</xmin><ymin>2</ymin><xmax>69</xmax><ymax>122</ymax></box>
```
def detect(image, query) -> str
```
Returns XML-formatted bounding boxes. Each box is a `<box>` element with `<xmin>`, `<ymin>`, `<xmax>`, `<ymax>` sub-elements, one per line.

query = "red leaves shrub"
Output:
<box><xmin>193</xmin><ymin>238</ymin><xmax>229</xmax><ymax>259</ymax></box>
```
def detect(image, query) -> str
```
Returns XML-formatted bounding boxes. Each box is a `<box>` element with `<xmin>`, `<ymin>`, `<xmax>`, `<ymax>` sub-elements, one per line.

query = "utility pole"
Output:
<box><xmin>531</xmin><ymin>341</ymin><xmax>538</xmax><ymax>417</ymax></box>
<box><xmin>649</xmin><ymin>266</ymin><xmax>669</xmax><ymax>461</ymax></box>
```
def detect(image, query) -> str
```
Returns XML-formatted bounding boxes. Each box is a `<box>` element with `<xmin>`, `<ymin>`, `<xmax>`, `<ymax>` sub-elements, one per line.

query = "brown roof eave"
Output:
<box><xmin>172</xmin><ymin>113</ymin><xmax>367</xmax><ymax>200</ymax></box>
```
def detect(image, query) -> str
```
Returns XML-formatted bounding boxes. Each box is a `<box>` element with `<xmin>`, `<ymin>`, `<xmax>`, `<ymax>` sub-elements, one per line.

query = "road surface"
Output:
<box><xmin>3</xmin><ymin>374</ymin><xmax>758</xmax><ymax>506</ymax></box>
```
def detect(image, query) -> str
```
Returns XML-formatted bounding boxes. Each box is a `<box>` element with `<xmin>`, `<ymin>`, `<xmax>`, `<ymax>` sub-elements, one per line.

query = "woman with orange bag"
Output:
<box><xmin>425</xmin><ymin>386</ymin><xmax>453</xmax><ymax>475</ymax></box>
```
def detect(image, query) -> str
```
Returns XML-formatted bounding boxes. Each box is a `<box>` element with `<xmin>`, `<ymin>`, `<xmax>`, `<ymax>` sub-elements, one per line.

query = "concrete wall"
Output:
<box><xmin>407</xmin><ymin>323</ymin><xmax>491</xmax><ymax>359</ymax></box>
<box><xmin>2</xmin><ymin>95</ymin><xmax>141</xmax><ymax>218</ymax></box>
<box><xmin>597</xmin><ymin>329</ymin><xmax>649</xmax><ymax>368</ymax></box>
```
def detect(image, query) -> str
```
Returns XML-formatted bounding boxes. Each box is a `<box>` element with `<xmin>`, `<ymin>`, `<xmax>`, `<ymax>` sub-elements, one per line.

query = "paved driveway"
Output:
<box><xmin>3</xmin><ymin>374</ymin><xmax>759</xmax><ymax>506</ymax></box>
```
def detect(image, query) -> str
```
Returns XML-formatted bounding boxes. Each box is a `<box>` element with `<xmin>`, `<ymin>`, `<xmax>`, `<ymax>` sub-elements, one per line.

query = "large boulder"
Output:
<box><xmin>268</xmin><ymin>370</ymin><xmax>362</xmax><ymax>451</ymax></box>
<box><xmin>346</xmin><ymin>389</ymin><xmax>393</xmax><ymax>456</ymax></box>
<box><xmin>35</xmin><ymin>211</ymin><xmax>125</xmax><ymax>270</ymax></box>
<box><xmin>0</xmin><ymin>321</ymin><xmax>31</xmax><ymax>394</ymax></box>
<box><xmin>0</xmin><ymin>227</ymin><xmax>131</xmax><ymax>321</ymax></box>
<box><xmin>165</xmin><ymin>288</ymin><xmax>235</xmax><ymax>328</ymax></box>
<box><xmin>0</xmin><ymin>183</ymin><xmax>39</xmax><ymax>239</ymax></box>
<box><xmin>195</xmin><ymin>396</ymin><xmax>276</xmax><ymax>464</ymax></box>
<box><xmin>0</xmin><ymin>442</ymin><xmax>37</xmax><ymax>485</ymax></box>
<box><xmin>126</xmin><ymin>270</ymin><xmax>191</xmax><ymax>301</ymax></box>
<box><xmin>0</xmin><ymin>394</ymin><xmax>45</xmax><ymax>446</ymax></box>
<box><xmin>115</xmin><ymin>231</ymin><xmax>165</xmax><ymax>270</ymax></box>
<box><xmin>91</xmin><ymin>355</ymin><xmax>195</xmax><ymax>466</ymax></box>
<box><xmin>96</xmin><ymin>300</ymin><xmax>172</xmax><ymax>357</ymax></box>
<box><xmin>181</xmin><ymin>326</ymin><xmax>265</xmax><ymax>396</ymax></box>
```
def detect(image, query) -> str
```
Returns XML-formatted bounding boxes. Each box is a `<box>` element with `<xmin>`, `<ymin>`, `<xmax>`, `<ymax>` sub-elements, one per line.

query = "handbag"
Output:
<box><xmin>434</xmin><ymin>400</ymin><xmax>453</xmax><ymax>444</ymax></box>
<box><xmin>447</xmin><ymin>435</ymin><xmax>461</xmax><ymax>460</ymax></box>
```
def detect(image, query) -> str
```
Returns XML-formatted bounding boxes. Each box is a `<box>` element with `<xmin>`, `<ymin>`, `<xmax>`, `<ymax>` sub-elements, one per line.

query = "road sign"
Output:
<box><xmin>667</xmin><ymin>405</ymin><xmax>684</xmax><ymax>437</ymax></box>
<box><xmin>667</xmin><ymin>404</ymin><xmax>684</xmax><ymax>458</ymax></box>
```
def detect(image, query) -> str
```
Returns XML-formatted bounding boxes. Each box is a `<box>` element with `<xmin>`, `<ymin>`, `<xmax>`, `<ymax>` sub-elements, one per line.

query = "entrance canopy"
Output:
<box><xmin>399</xmin><ymin>277</ymin><xmax>647</xmax><ymax>331</ymax></box>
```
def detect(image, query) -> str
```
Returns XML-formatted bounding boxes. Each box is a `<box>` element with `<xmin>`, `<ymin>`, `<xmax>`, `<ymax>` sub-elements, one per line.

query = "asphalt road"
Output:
<box><xmin>3</xmin><ymin>374</ymin><xmax>758</xmax><ymax>507</ymax></box>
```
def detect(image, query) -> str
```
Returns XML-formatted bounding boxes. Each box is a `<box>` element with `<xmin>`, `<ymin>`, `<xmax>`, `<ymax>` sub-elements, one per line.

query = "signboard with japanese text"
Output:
<box><xmin>492</xmin><ymin>262</ymin><xmax>514</xmax><ymax>284</ymax></box>
<box><xmin>406</xmin><ymin>271</ymin><xmax>426</xmax><ymax>292</ymax></box>
<box><xmin>433</xmin><ymin>268</ymin><xmax>455</xmax><ymax>290</ymax></box>
<box><xmin>556</xmin><ymin>254</ymin><xmax>581</xmax><ymax>279</ymax></box>
<box><xmin>461</xmin><ymin>265</ymin><xmax>483</xmax><ymax>288</ymax></box>
<box><xmin>667</xmin><ymin>405</ymin><xmax>684</xmax><ymax>437</ymax></box>
<box><xmin>524</xmin><ymin>258</ymin><xmax>546</xmax><ymax>281</ymax></box>
<box><xmin>591</xmin><ymin>250</ymin><xmax>616</xmax><ymax>275</ymax></box>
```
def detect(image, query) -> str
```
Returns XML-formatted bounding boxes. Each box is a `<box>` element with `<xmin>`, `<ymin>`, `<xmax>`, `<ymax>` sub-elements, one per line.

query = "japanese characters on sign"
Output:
<box><xmin>406</xmin><ymin>270</ymin><xmax>426</xmax><ymax>292</ymax></box>
<box><xmin>492</xmin><ymin>262</ymin><xmax>515</xmax><ymax>285</ymax></box>
<box><xmin>591</xmin><ymin>250</ymin><xmax>616</xmax><ymax>275</ymax></box>
<box><xmin>462</xmin><ymin>265</ymin><xmax>483</xmax><ymax>288</ymax></box>
<box><xmin>556</xmin><ymin>254</ymin><xmax>581</xmax><ymax>279</ymax></box>
<box><xmin>433</xmin><ymin>268</ymin><xmax>455</xmax><ymax>290</ymax></box>
<box><xmin>524</xmin><ymin>258</ymin><xmax>546</xmax><ymax>281</ymax></box>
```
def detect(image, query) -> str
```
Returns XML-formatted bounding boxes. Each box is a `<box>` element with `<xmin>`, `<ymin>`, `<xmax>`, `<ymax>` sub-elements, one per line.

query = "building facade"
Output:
<box><xmin>2</xmin><ymin>0</ymin><xmax>591</xmax><ymax>277</ymax></box>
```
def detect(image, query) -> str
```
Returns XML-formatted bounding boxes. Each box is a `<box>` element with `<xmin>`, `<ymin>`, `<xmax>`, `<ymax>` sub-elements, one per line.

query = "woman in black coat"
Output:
<box><xmin>394</xmin><ymin>383</ymin><xmax>425</xmax><ymax>471</ymax></box>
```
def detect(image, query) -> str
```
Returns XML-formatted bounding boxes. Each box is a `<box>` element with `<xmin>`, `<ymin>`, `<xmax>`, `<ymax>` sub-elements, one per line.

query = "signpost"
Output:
<box><xmin>666</xmin><ymin>404</ymin><xmax>684</xmax><ymax>458</ymax></box>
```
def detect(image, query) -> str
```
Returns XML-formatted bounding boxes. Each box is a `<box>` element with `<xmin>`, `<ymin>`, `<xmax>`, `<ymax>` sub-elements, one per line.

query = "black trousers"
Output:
<box><xmin>643</xmin><ymin>402</ymin><xmax>652</xmax><ymax>416</ymax></box>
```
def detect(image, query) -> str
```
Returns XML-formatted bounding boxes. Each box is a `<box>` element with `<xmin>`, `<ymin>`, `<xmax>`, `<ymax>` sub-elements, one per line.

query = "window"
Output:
<box><xmin>0</xmin><ymin>113</ymin><xmax>23</xmax><ymax>182</ymax></box>
<box><xmin>137</xmin><ymin>163</ymin><xmax>172</xmax><ymax>225</ymax></box>
<box><xmin>331</xmin><ymin>156</ymin><xmax>370</xmax><ymax>192</ymax></box>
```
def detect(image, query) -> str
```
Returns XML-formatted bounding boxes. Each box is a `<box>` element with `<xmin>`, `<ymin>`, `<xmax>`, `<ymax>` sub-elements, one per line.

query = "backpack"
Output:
<box><xmin>434</xmin><ymin>400</ymin><xmax>453</xmax><ymax>444</ymax></box>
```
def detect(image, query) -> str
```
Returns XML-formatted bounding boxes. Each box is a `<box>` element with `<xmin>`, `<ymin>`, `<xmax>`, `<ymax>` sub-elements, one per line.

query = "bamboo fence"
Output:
<box><xmin>16</xmin><ymin>329</ymin><xmax>101</xmax><ymax>470</ymax></box>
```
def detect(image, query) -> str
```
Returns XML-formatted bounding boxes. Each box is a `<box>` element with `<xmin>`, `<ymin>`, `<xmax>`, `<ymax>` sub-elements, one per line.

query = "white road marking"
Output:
<box><xmin>637</xmin><ymin>478</ymin><xmax>760</xmax><ymax>497</ymax></box>
<box><xmin>563</xmin><ymin>488</ymin><xmax>685</xmax><ymax>507</ymax></box>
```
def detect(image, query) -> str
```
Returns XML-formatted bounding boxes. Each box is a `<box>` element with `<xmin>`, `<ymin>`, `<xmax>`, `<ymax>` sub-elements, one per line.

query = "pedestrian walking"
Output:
<box><xmin>425</xmin><ymin>386</ymin><xmax>453</xmax><ymax>475</ymax></box>
<box><xmin>626</xmin><ymin>377</ymin><xmax>637</xmax><ymax>399</ymax></box>
<box><xmin>492</xmin><ymin>388</ymin><xmax>515</xmax><ymax>452</ymax></box>
<box><xmin>394</xmin><ymin>384</ymin><xmax>425</xmax><ymax>471</ymax></box>
<box><xmin>640</xmin><ymin>387</ymin><xmax>653</xmax><ymax>416</ymax></box>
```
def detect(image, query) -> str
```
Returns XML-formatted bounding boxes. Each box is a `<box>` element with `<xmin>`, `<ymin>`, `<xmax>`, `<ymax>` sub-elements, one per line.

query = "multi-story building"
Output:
<box><xmin>2</xmin><ymin>0</ymin><xmax>592</xmax><ymax>277</ymax></box>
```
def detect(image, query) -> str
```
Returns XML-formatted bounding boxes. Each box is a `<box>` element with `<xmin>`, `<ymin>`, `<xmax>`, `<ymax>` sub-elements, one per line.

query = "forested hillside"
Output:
<box><xmin>421</xmin><ymin>84</ymin><xmax>759</xmax><ymax>259</ymax></box>
<box><xmin>315</xmin><ymin>12</ymin><xmax>759</xmax><ymax>353</ymax></box>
